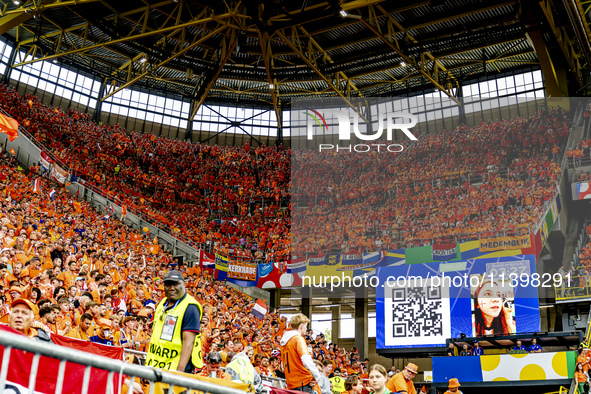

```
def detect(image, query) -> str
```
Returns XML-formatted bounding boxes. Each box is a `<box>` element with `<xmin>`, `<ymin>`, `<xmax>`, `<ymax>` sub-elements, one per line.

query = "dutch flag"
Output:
<box><xmin>32</xmin><ymin>178</ymin><xmax>41</xmax><ymax>193</ymax></box>
<box><xmin>251</xmin><ymin>299</ymin><xmax>268</xmax><ymax>320</ymax></box>
<box><xmin>49</xmin><ymin>189</ymin><xmax>56</xmax><ymax>201</ymax></box>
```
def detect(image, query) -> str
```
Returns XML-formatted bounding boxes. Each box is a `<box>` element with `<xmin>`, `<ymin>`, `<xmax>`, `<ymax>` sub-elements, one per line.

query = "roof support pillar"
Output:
<box><xmin>526</xmin><ymin>30</ymin><xmax>570</xmax><ymax>109</ymax></box>
<box><xmin>1</xmin><ymin>42</ymin><xmax>16</xmax><ymax>85</ymax></box>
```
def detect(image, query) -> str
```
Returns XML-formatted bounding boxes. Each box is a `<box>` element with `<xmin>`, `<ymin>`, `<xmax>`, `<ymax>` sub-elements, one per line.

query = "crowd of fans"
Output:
<box><xmin>0</xmin><ymin>83</ymin><xmax>572</xmax><ymax>264</ymax></box>
<box><xmin>292</xmin><ymin>107</ymin><xmax>569</xmax><ymax>255</ymax></box>
<box><xmin>0</xmin><ymin>83</ymin><xmax>575</xmax><ymax>394</ymax></box>
<box><xmin>560</xmin><ymin>223</ymin><xmax>591</xmax><ymax>294</ymax></box>
<box><xmin>0</xmin><ymin>151</ymin><xmax>373</xmax><ymax>391</ymax></box>
<box><xmin>0</xmin><ymin>83</ymin><xmax>291</xmax><ymax>264</ymax></box>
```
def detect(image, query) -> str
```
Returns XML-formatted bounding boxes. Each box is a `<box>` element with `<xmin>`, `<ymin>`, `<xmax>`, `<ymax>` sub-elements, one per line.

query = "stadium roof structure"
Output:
<box><xmin>1</xmin><ymin>0</ymin><xmax>589</xmax><ymax>118</ymax></box>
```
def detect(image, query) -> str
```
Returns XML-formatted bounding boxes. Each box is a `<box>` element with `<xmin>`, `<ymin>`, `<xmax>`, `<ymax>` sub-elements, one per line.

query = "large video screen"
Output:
<box><xmin>376</xmin><ymin>255</ymin><xmax>541</xmax><ymax>350</ymax></box>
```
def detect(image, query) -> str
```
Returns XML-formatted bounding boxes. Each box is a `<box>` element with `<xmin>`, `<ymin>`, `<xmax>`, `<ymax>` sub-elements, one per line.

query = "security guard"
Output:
<box><xmin>330</xmin><ymin>368</ymin><xmax>346</xmax><ymax>394</ymax></box>
<box><xmin>145</xmin><ymin>270</ymin><xmax>203</xmax><ymax>373</ymax></box>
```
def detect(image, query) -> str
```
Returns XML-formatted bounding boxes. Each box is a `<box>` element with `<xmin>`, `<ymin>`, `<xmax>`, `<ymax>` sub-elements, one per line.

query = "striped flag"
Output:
<box><xmin>251</xmin><ymin>299</ymin><xmax>268</xmax><ymax>320</ymax></box>
<box><xmin>49</xmin><ymin>189</ymin><xmax>56</xmax><ymax>201</ymax></box>
<box><xmin>32</xmin><ymin>178</ymin><xmax>41</xmax><ymax>193</ymax></box>
<box><xmin>432</xmin><ymin>243</ymin><xmax>458</xmax><ymax>261</ymax></box>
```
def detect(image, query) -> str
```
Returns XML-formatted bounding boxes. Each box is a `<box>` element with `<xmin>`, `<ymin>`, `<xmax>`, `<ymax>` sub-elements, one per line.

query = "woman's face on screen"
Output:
<box><xmin>477</xmin><ymin>282</ymin><xmax>503</xmax><ymax>318</ymax></box>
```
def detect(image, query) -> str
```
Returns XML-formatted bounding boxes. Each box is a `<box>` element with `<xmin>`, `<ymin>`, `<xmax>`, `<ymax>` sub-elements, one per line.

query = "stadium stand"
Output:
<box><xmin>0</xmin><ymin>83</ymin><xmax>291</xmax><ymax>265</ymax></box>
<box><xmin>0</xmin><ymin>146</ymin><xmax>365</xmax><ymax>380</ymax></box>
<box><xmin>293</xmin><ymin>107</ymin><xmax>570</xmax><ymax>254</ymax></box>
<box><xmin>0</xmin><ymin>0</ymin><xmax>590</xmax><ymax>393</ymax></box>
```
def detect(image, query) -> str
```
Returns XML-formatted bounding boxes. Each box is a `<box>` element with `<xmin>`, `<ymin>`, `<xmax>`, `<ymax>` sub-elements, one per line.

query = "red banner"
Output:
<box><xmin>51</xmin><ymin>333</ymin><xmax>124</xmax><ymax>360</ymax></box>
<box><xmin>0</xmin><ymin>325</ymin><xmax>120</xmax><ymax>394</ymax></box>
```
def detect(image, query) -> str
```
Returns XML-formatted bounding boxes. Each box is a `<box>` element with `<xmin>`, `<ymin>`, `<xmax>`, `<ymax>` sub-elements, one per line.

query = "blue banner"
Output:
<box><xmin>258</xmin><ymin>262</ymin><xmax>274</xmax><ymax>278</ymax></box>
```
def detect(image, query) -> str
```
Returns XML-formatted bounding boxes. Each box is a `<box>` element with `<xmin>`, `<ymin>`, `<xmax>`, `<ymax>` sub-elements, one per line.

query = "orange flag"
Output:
<box><xmin>73</xmin><ymin>201</ymin><xmax>82</xmax><ymax>213</ymax></box>
<box><xmin>148</xmin><ymin>244</ymin><xmax>160</xmax><ymax>254</ymax></box>
<box><xmin>9</xmin><ymin>148</ymin><xmax>15</xmax><ymax>156</ymax></box>
<box><xmin>0</xmin><ymin>113</ymin><xmax>19</xmax><ymax>142</ymax></box>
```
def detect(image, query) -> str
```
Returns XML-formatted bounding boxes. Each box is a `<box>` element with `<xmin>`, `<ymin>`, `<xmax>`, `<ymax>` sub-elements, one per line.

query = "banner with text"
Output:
<box><xmin>227</xmin><ymin>260</ymin><xmax>257</xmax><ymax>281</ymax></box>
<box><xmin>479</xmin><ymin>234</ymin><xmax>531</xmax><ymax>252</ymax></box>
<box><xmin>50</xmin><ymin>163</ymin><xmax>69</xmax><ymax>184</ymax></box>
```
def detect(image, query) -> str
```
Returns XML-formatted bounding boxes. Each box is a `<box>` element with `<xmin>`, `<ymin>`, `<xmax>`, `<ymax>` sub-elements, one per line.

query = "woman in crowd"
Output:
<box><xmin>368</xmin><ymin>365</ymin><xmax>390</xmax><ymax>394</ymax></box>
<box><xmin>472</xmin><ymin>278</ymin><xmax>516</xmax><ymax>336</ymax></box>
<box><xmin>575</xmin><ymin>362</ymin><xmax>589</xmax><ymax>394</ymax></box>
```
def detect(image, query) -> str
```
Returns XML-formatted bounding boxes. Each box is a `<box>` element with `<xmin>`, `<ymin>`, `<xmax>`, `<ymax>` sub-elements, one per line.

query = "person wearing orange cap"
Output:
<box><xmin>386</xmin><ymin>363</ymin><xmax>417</xmax><ymax>394</ymax></box>
<box><xmin>8</xmin><ymin>286</ymin><xmax>22</xmax><ymax>302</ymax></box>
<box><xmin>444</xmin><ymin>378</ymin><xmax>462</xmax><ymax>394</ymax></box>
<box><xmin>9</xmin><ymin>298</ymin><xmax>51</xmax><ymax>341</ymax></box>
<box><xmin>90</xmin><ymin>318</ymin><xmax>114</xmax><ymax>346</ymax></box>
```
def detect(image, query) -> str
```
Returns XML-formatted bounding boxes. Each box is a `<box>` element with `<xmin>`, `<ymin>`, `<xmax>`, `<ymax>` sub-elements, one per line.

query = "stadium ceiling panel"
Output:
<box><xmin>0</xmin><ymin>0</ymin><xmax>588</xmax><ymax>109</ymax></box>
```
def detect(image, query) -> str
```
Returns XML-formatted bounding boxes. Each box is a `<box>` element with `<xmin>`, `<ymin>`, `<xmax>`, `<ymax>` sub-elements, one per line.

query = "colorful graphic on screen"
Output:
<box><xmin>376</xmin><ymin>255</ymin><xmax>540</xmax><ymax>350</ymax></box>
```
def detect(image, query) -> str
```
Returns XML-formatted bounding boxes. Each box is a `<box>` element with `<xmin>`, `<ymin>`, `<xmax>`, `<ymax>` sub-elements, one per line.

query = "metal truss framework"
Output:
<box><xmin>2</xmin><ymin>0</ymin><xmax>583</xmax><ymax>123</ymax></box>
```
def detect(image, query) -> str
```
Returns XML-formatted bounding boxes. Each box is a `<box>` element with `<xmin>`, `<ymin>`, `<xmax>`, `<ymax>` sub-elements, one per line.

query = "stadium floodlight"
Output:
<box><xmin>269</xmin><ymin>83</ymin><xmax>274</xmax><ymax>89</ymax></box>
<box><xmin>340</xmin><ymin>10</ymin><xmax>362</xmax><ymax>19</ymax></box>
<box><xmin>13</xmin><ymin>0</ymin><xmax>20</xmax><ymax>5</ymax></box>
<box><xmin>400</xmin><ymin>61</ymin><xmax>407</xmax><ymax>67</ymax></box>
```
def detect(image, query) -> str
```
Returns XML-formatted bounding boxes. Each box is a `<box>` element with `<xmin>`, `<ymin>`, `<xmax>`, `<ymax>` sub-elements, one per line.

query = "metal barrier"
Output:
<box><xmin>259</xmin><ymin>375</ymin><xmax>287</xmax><ymax>389</ymax></box>
<box><xmin>121</xmin><ymin>349</ymin><xmax>289</xmax><ymax>389</ymax></box>
<box><xmin>554</xmin><ymin>275</ymin><xmax>591</xmax><ymax>301</ymax></box>
<box><xmin>123</xmin><ymin>348</ymin><xmax>148</xmax><ymax>361</ymax></box>
<box><xmin>0</xmin><ymin>329</ymin><xmax>248</xmax><ymax>394</ymax></box>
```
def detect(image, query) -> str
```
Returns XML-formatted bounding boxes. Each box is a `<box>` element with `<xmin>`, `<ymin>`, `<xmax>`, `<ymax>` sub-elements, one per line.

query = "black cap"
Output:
<box><xmin>163</xmin><ymin>270</ymin><xmax>184</xmax><ymax>283</ymax></box>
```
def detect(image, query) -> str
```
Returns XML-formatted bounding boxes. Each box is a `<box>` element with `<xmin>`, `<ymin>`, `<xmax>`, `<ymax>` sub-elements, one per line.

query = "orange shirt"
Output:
<box><xmin>281</xmin><ymin>332</ymin><xmax>313</xmax><ymax>389</ymax></box>
<box><xmin>386</xmin><ymin>372</ymin><xmax>416</xmax><ymax>394</ymax></box>
<box><xmin>576</xmin><ymin>371</ymin><xmax>588</xmax><ymax>383</ymax></box>
<box><xmin>56</xmin><ymin>313</ymin><xmax>73</xmax><ymax>332</ymax></box>
<box><xmin>65</xmin><ymin>326</ymin><xmax>90</xmax><ymax>341</ymax></box>
<box><xmin>577</xmin><ymin>355</ymin><xmax>590</xmax><ymax>373</ymax></box>
<box><xmin>59</xmin><ymin>271</ymin><xmax>77</xmax><ymax>288</ymax></box>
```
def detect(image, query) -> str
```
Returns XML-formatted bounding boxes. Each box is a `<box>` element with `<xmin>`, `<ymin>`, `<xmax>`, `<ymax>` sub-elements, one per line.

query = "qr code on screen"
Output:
<box><xmin>384</xmin><ymin>278</ymin><xmax>451</xmax><ymax>346</ymax></box>
<box><xmin>391</xmin><ymin>286</ymin><xmax>443</xmax><ymax>337</ymax></box>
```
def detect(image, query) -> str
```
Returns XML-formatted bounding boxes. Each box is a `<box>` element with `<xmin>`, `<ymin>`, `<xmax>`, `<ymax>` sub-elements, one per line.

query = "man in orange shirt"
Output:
<box><xmin>9</xmin><ymin>299</ymin><xmax>51</xmax><ymax>341</ymax></box>
<box><xmin>66</xmin><ymin>312</ymin><xmax>93</xmax><ymax>341</ymax></box>
<box><xmin>280</xmin><ymin>314</ymin><xmax>322</xmax><ymax>392</ymax></box>
<box><xmin>255</xmin><ymin>355</ymin><xmax>272</xmax><ymax>376</ymax></box>
<box><xmin>386</xmin><ymin>363</ymin><xmax>418</xmax><ymax>394</ymax></box>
